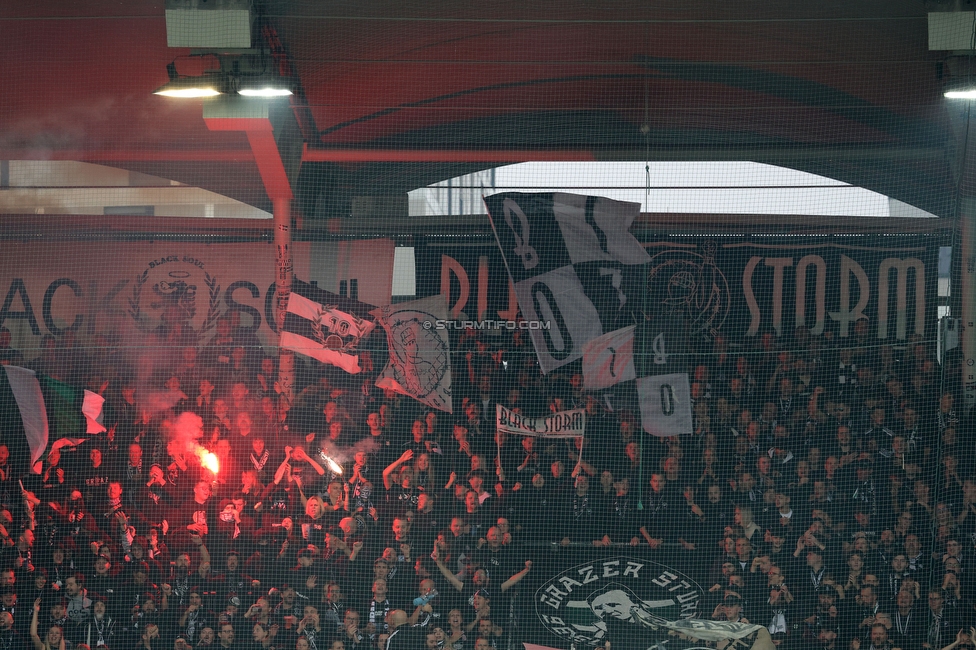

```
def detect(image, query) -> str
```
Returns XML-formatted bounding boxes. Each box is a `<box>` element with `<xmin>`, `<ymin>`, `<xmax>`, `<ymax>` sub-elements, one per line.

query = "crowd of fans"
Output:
<box><xmin>0</xmin><ymin>315</ymin><xmax>973</xmax><ymax>650</ymax></box>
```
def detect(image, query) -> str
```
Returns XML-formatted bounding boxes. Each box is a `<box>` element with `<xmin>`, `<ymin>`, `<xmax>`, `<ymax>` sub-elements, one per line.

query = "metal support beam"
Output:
<box><xmin>203</xmin><ymin>96</ymin><xmax>300</xmax><ymax>406</ymax></box>
<box><xmin>274</xmin><ymin>197</ymin><xmax>295</xmax><ymax>405</ymax></box>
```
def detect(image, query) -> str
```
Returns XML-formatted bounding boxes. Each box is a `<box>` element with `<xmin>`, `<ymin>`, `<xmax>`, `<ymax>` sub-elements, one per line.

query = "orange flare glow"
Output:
<box><xmin>200</xmin><ymin>451</ymin><xmax>220</xmax><ymax>475</ymax></box>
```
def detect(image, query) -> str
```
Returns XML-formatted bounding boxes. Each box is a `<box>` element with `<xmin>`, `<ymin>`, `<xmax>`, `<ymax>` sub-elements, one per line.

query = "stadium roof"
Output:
<box><xmin>0</xmin><ymin>1</ymin><xmax>962</xmax><ymax>220</ymax></box>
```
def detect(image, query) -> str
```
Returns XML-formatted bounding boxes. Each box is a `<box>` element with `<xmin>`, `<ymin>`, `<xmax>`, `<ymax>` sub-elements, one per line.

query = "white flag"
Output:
<box><xmin>637</xmin><ymin>373</ymin><xmax>693</xmax><ymax>436</ymax></box>
<box><xmin>514</xmin><ymin>266</ymin><xmax>603</xmax><ymax>374</ymax></box>
<box><xmin>581</xmin><ymin>325</ymin><xmax>636</xmax><ymax>391</ymax></box>
<box><xmin>371</xmin><ymin>295</ymin><xmax>453</xmax><ymax>413</ymax></box>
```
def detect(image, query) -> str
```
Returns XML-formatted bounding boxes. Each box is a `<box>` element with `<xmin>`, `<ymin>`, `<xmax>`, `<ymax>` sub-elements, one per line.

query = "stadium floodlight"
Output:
<box><xmin>945</xmin><ymin>88</ymin><xmax>976</xmax><ymax>99</ymax></box>
<box><xmin>237</xmin><ymin>75</ymin><xmax>293</xmax><ymax>97</ymax></box>
<box><xmin>153</xmin><ymin>79</ymin><xmax>223</xmax><ymax>98</ymax></box>
<box><xmin>944</xmin><ymin>78</ymin><xmax>976</xmax><ymax>99</ymax></box>
<box><xmin>153</xmin><ymin>63</ymin><xmax>225</xmax><ymax>98</ymax></box>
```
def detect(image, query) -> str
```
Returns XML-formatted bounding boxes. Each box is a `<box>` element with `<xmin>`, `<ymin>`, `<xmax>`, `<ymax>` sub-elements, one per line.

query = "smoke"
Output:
<box><xmin>318</xmin><ymin>437</ymin><xmax>382</xmax><ymax>467</ymax></box>
<box><xmin>160</xmin><ymin>411</ymin><xmax>218</xmax><ymax>475</ymax></box>
<box><xmin>139</xmin><ymin>387</ymin><xmax>189</xmax><ymax>418</ymax></box>
<box><xmin>163</xmin><ymin>411</ymin><xmax>203</xmax><ymax>450</ymax></box>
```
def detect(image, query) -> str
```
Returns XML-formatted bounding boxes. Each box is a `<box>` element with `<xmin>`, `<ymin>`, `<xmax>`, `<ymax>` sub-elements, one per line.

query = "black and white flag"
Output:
<box><xmin>637</xmin><ymin>373</ymin><xmax>693</xmax><ymax>436</ymax></box>
<box><xmin>280</xmin><ymin>279</ymin><xmax>377</xmax><ymax>374</ymax></box>
<box><xmin>487</xmin><ymin>192</ymin><xmax>696</xmax><ymax>437</ymax></box>
<box><xmin>485</xmin><ymin>192</ymin><xmax>650</xmax><ymax>374</ymax></box>
<box><xmin>371</xmin><ymin>295</ymin><xmax>453</xmax><ymax>413</ymax></box>
<box><xmin>584</xmin><ymin>321</ymin><xmax>694</xmax><ymax>435</ymax></box>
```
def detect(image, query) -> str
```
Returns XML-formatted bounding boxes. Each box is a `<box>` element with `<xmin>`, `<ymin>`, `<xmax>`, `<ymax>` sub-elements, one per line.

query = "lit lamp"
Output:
<box><xmin>945</xmin><ymin>79</ymin><xmax>976</xmax><ymax>99</ymax></box>
<box><xmin>153</xmin><ymin>63</ymin><xmax>225</xmax><ymax>98</ymax></box>
<box><xmin>154</xmin><ymin>78</ymin><xmax>223</xmax><ymax>97</ymax></box>
<box><xmin>237</xmin><ymin>74</ymin><xmax>293</xmax><ymax>97</ymax></box>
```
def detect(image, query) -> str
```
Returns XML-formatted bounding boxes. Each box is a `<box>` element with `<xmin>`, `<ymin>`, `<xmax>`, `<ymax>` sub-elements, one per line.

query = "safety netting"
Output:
<box><xmin>0</xmin><ymin>4</ymin><xmax>970</xmax><ymax>650</ymax></box>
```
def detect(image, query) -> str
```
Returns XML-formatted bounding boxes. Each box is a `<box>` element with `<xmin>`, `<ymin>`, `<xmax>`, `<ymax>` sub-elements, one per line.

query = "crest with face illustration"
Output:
<box><xmin>536</xmin><ymin>557</ymin><xmax>703</xmax><ymax>647</ymax></box>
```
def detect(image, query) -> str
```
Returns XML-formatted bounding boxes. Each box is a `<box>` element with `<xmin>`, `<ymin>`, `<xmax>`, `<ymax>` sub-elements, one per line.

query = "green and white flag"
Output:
<box><xmin>0</xmin><ymin>366</ymin><xmax>104</xmax><ymax>475</ymax></box>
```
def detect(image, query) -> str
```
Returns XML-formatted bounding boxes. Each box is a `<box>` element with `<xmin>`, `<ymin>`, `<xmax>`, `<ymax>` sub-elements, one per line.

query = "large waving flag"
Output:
<box><xmin>486</xmin><ymin>192</ymin><xmax>694</xmax><ymax>436</ymax></box>
<box><xmin>280</xmin><ymin>279</ymin><xmax>378</xmax><ymax>374</ymax></box>
<box><xmin>371</xmin><ymin>295</ymin><xmax>453</xmax><ymax>413</ymax></box>
<box><xmin>484</xmin><ymin>192</ymin><xmax>650</xmax><ymax>374</ymax></box>
<box><xmin>0</xmin><ymin>366</ymin><xmax>104</xmax><ymax>476</ymax></box>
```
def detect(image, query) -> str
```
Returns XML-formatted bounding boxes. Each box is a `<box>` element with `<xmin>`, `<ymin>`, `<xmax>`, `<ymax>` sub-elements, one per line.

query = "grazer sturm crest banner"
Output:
<box><xmin>371</xmin><ymin>295</ymin><xmax>453</xmax><ymax>413</ymax></box>
<box><xmin>535</xmin><ymin>557</ymin><xmax>702</xmax><ymax>647</ymax></box>
<box><xmin>496</xmin><ymin>403</ymin><xmax>585</xmax><ymax>438</ymax></box>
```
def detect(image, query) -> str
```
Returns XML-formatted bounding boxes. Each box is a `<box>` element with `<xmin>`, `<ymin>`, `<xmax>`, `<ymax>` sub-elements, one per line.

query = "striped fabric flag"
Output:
<box><xmin>0</xmin><ymin>366</ymin><xmax>104</xmax><ymax>476</ymax></box>
<box><xmin>280</xmin><ymin>279</ymin><xmax>378</xmax><ymax>374</ymax></box>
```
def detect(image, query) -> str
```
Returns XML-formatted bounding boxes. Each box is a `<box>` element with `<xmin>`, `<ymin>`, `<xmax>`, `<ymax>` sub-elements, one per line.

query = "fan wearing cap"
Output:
<box><xmin>288</xmin><ymin>547</ymin><xmax>321</xmax><ymax>601</ymax></box>
<box><xmin>0</xmin><ymin>587</ymin><xmax>25</xmax><ymax>641</ymax></box>
<box><xmin>849</xmin><ymin>460</ymin><xmax>878</xmax><ymax>519</ymax></box>
<box><xmin>116</xmin><ymin>561</ymin><xmax>159</xmax><ymax>621</ymax></box>
<box><xmin>162</xmin><ymin>551</ymin><xmax>196</xmax><ymax>610</ymax></box>
<box><xmin>272</xmin><ymin>583</ymin><xmax>304</xmax><ymax>631</ymax></box>
<box><xmin>176</xmin><ymin>588</ymin><xmax>213</xmax><ymax>647</ymax></box>
<box><xmin>87</xmin><ymin>552</ymin><xmax>118</xmax><ymax>602</ymax></box>
<box><xmin>243</xmin><ymin>594</ymin><xmax>273</xmax><ymax>635</ymax></box>
<box><xmin>51</xmin><ymin>490</ymin><xmax>100</xmax><ymax>551</ymax></box>
<box><xmin>215</xmin><ymin>551</ymin><xmax>255</xmax><ymax>601</ymax></box>
<box><xmin>218</xmin><ymin>594</ymin><xmax>244</xmax><ymax>638</ymax></box>
<box><xmin>712</xmin><ymin>594</ymin><xmax>750</xmax><ymax>625</ymax></box>
<box><xmin>850</xmin><ymin>502</ymin><xmax>879</xmax><ymax>542</ymax></box>
<box><xmin>81</xmin><ymin>596</ymin><xmax>116</xmax><ymax>649</ymax></box>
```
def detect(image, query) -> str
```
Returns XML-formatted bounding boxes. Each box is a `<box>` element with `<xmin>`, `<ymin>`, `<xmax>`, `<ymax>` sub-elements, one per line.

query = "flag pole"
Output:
<box><xmin>274</xmin><ymin>198</ymin><xmax>295</xmax><ymax>409</ymax></box>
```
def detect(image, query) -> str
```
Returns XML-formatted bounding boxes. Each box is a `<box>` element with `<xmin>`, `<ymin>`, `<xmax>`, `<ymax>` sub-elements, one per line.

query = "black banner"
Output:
<box><xmin>417</xmin><ymin>237</ymin><xmax>940</xmax><ymax>347</ymax></box>
<box><xmin>487</xmin><ymin>546</ymin><xmax>728</xmax><ymax>649</ymax></box>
